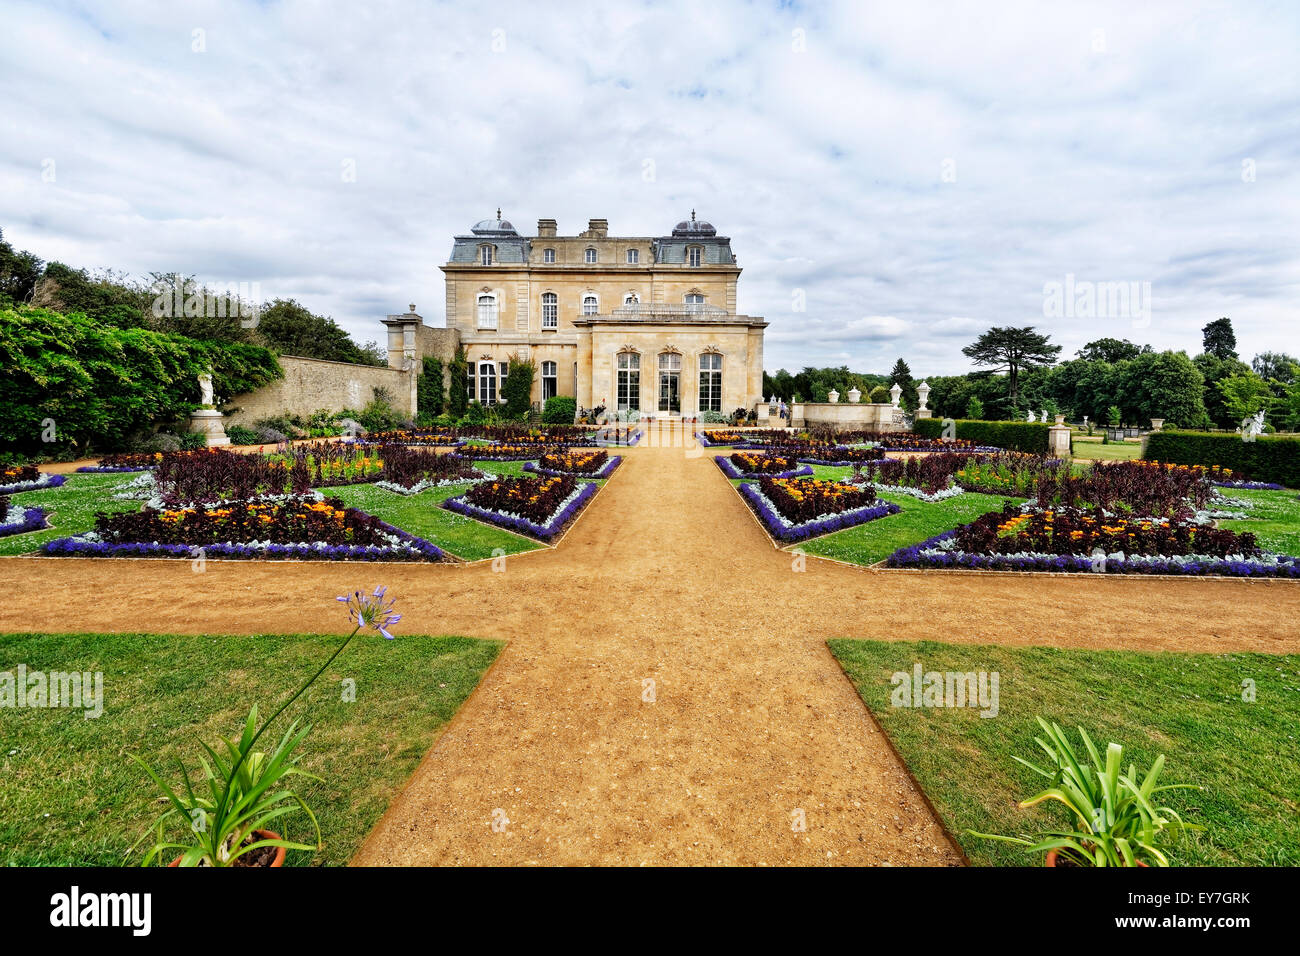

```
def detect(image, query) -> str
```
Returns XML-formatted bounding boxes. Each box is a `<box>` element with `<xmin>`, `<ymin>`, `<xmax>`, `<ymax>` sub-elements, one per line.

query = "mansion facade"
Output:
<box><xmin>387</xmin><ymin>213</ymin><xmax>766</xmax><ymax>418</ymax></box>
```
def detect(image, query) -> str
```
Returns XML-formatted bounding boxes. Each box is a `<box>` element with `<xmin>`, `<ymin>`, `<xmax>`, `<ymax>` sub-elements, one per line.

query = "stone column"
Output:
<box><xmin>1047</xmin><ymin>421</ymin><xmax>1072</xmax><ymax>459</ymax></box>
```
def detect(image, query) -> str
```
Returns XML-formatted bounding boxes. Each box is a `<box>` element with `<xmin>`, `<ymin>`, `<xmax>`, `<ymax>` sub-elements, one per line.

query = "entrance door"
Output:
<box><xmin>657</xmin><ymin>353</ymin><xmax>681</xmax><ymax>413</ymax></box>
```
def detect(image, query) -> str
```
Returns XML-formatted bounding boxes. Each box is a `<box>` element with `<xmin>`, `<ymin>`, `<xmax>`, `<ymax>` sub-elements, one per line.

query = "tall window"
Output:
<box><xmin>584</xmin><ymin>248</ymin><xmax>597</xmax><ymax>264</ymax></box>
<box><xmin>478</xmin><ymin>361</ymin><xmax>497</xmax><ymax>405</ymax></box>
<box><xmin>688</xmin><ymin>246</ymin><xmax>702</xmax><ymax>267</ymax></box>
<box><xmin>542</xmin><ymin>361</ymin><xmax>557</xmax><ymax>401</ymax></box>
<box><xmin>626</xmin><ymin>249</ymin><xmax>639</xmax><ymax>264</ymax></box>
<box><xmin>466</xmin><ymin>361</ymin><xmax>474</xmax><ymax>399</ymax></box>
<box><xmin>582</xmin><ymin>294</ymin><xmax>598</xmax><ymax>315</ymax></box>
<box><xmin>477</xmin><ymin>293</ymin><xmax>498</xmax><ymax>329</ymax></box>
<box><xmin>699</xmin><ymin>353</ymin><xmax>722</xmax><ymax>412</ymax></box>
<box><xmin>541</xmin><ymin>292</ymin><xmax>558</xmax><ymax>329</ymax></box>
<box><xmin>479</xmin><ymin>245</ymin><xmax>494</xmax><ymax>266</ymax></box>
<box><xmin>543</xmin><ymin>248</ymin><xmax>555</xmax><ymax>263</ymax></box>
<box><xmin>623</xmin><ymin>292</ymin><xmax>639</xmax><ymax>305</ymax></box>
<box><xmin>685</xmin><ymin>293</ymin><xmax>705</xmax><ymax>309</ymax></box>
<box><xmin>658</xmin><ymin>352</ymin><xmax>681</xmax><ymax>413</ymax></box>
<box><xmin>617</xmin><ymin>352</ymin><xmax>640</xmax><ymax>411</ymax></box>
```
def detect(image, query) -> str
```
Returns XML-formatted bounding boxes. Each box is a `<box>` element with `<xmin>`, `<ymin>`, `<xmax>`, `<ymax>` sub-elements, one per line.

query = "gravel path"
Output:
<box><xmin>4</xmin><ymin>424</ymin><xmax>1298</xmax><ymax>865</ymax></box>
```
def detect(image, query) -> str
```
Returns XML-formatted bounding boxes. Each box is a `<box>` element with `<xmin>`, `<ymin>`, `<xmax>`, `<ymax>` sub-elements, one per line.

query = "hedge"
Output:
<box><xmin>1144</xmin><ymin>430</ymin><xmax>1300</xmax><ymax>487</ymax></box>
<box><xmin>912</xmin><ymin>417</ymin><xmax>1057</xmax><ymax>454</ymax></box>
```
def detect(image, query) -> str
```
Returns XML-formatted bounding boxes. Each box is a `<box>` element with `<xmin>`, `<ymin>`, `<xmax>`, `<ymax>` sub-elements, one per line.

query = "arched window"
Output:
<box><xmin>479</xmin><ymin>245</ymin><xmax>494</xmax><ymax>266</ymax></box>
<box><xmin>476</xmin><ymin>293</ymin><xmax>498</xmax><ymax>329</ymax></box>
<box><xmin>541</xmin><ymin>292</ymin><xmax>558</xmax><ymax>329</ymax></box>
<box><xmin>542</xmin><ymin>360</ymin><xmax>558</xmax><ymax>401</ymax></box>
<box><xmin>543</xmin><ymin>248</ymin><xmax>556</xmax><ymax>263</ymax></box>
<box><xmin>584</xmin><ymin>248</ymin><xmax>598</xmax><ymax>264</ymax></box>
<box><xmin>626</xmin><ymin>249</ymin><xmax>639</xmax><ymax>264</ymax></box>
<box><xmin>582</xmin><ymin>294</ymin><xmax>599</xmax><ymax>315</ymax></box>
<box><xmin>688</xmin><ymin>246</ymin><xmax>702</xmax><ymax>267</ymax></box>
<box><xmin>478</xmin><ymin>361</ymin><xmax>497</xmax><ymax>405</ymax></box>
<box><xmin>623</xmin><ymin>291</ymin><xmax>640</xmax><ymax>305</ymax></box>
<box><xmin>617</xmin><ymin>352</ymin><xmax>640</xmax><ymax>412</ymax></box>
<box><xmin>684</xmin><ymin>293</ymin><xmax>705</xmax><ymax>309</ymax></box>
<box><xmin>699</xmin><ymin>353</ymin><xmax>722</xmax><ymax>413</ymax></box>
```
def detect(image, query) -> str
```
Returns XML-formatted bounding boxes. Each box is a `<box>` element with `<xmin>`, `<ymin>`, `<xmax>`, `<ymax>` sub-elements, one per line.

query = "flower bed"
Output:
<box><xmin>592</xmin><ymin>428</ymin><xmax>642</xmax><ymax>447</ymax></box>
<box><xmin>379</xmin><ymin>446</ymin><xmax>485</xmax><ymax>489</ymax></box>
<box><xmin>0</xmin><ymin>466</ymin><xmax>66</xmax><ymax>495</ymax></box>
<box><xmin>148</xmin><ymin>445</ymin><xmax>385</xmax><ymax>504</ymax></box>
<box><xmin>523</xmin><ymin>450</ymin><xmax>621</xmax><ymax>478</ymax></box>
<box><xmin>42</xmin><ymin>494</ymin><xmax>445</xmax><ymax>561</ymax></box>
<box><xmin>470</xmin><ymin>444</ymin><xmax>566</xmax><ymax>461</ymax></box>
<box><xmin>443</xmin><ymin>474</ymin><xmax>597</xmax><ymax>540</ymax></box>
<box><xmin>361</xmin><ymin>429</ymin><xmax>465</xmax><ymax>447</ymax></box>
<box><xmin>739</xmin><ymin>476</ymin><xmax>901</xmax><ymax>543</ymax></box>
<box><xmin>696</xmin><ymin>429</ymin><xmax>789</xmax><ymax>447</ymax></box>
<box><xmin>1034</xmin><ymin>459</ymin><xmax>1219</xmax><ymax>516</ymax></box>
<box><xmin>715</xmin><ymin>453</ymin><xmax>812</xmax><ymax>480</ymax></box>
<box><xmin>0</xmin><ymin>497</ymin><xmax>47</xmax><ymax>538</ymax></box>
<box><xmin>79</xmin><ymin>451</ymin><xmax>167</xmax><ymax>472</ymax></box>
<box><xmin>887</xmin><ymin>528</ymin><xmax>1300</xmax><ymax>578</ymax></box>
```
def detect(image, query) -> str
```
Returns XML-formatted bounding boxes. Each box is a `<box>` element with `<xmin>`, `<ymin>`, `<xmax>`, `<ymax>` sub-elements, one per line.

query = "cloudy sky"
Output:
<box><xmin>2</xmin><ymin>0</ymin><xmax>1297</xmax><ymax>375</ymax></box>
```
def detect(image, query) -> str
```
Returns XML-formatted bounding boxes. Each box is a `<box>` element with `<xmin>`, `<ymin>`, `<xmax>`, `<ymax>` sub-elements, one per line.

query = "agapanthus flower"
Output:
<box><xmin>337</xmin><ymin>585</ymin><xmax>402</xmax><ymax>639</ymax></box>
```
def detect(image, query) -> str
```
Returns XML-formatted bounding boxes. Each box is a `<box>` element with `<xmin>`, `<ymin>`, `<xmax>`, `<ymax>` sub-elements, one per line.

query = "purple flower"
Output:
<box><xmin>337</xmin><ymin>585</ymin><xmax>402</xmax><ymax>639</ymax></box>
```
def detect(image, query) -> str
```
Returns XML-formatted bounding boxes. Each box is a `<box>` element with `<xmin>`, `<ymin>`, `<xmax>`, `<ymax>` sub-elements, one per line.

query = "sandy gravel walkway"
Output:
<box><xmin>3</xmin><ymin>425</ymin><xmax>1298</xmax><ymax>865</ymax></box>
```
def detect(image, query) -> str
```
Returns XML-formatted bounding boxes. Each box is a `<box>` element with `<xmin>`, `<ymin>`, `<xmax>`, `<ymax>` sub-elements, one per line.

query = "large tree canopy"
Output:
<box><xmin>1076</xmin><ymin>337</ymin><xmax>1151</xmax><ymax>364</ymax></box>
<box><xmin>961</xmin><ymin>326</ymin><xmax>1061</xmax><ymax>407</ymax></box>
<box><xmin>1202</xmin><ymin>317</ymin><xmax>1238</xmax><ymax>361</ymax></box>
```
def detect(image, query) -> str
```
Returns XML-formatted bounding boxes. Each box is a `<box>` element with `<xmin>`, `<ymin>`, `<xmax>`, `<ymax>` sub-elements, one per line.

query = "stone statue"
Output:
<box><xmin>1041</xmin><ymin>409</ymin><xmax>1048</xmax><ymax>423</ymax></box>
<box><xmin>1026</xmin><ymin>410</ymin><xmax>1036</xmax><ymax>422</ymax></box>
<box><xmin>198</xmin><ymin>372</ymin><xmax>214</xmax><ymax>407</ymax></box>
<box><xmin>1246</xmin><ymin>409</ymin><xmax>1266</xmax><ymax>438</ymax></box>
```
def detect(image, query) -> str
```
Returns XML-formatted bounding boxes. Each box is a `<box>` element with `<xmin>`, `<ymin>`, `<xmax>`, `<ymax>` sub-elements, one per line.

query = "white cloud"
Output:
<box><xmin>1</xmin><ymin>0</ymin><xmax>1297</xmax><ymax>375</ymax></box>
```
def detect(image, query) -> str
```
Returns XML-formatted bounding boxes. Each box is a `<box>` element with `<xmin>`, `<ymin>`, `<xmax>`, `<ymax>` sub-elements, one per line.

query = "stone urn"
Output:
<box><xmin>847</xmin><ymin>387</ymin><xmax>861</xmax><ymax>404</ymax></box>
<box><xmin>1054</xmin><ymin>414</ymin><xmax>1066</xmax><ymax>425</ymax></box>
<box><xmin>827</xmin><ymin>389</ymin><xmax>840</xmax><ymax>403</ymax></box>
<box><xmin>1150</xmin><ymin>418</ymin><xmax>1165</xmax><ymax>431</ymax></box>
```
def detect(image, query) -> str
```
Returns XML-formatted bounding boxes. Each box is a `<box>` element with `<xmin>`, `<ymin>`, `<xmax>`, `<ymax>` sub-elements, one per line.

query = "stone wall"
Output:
<box><xmin>224</xmin><ymin>356</ymin><xmax>416</xmax><ymax>425</ymax></box>
<box><xmin>789</xmin><ymin>402</ymin><xmax>904</xmax><ymax>432</ymax></box>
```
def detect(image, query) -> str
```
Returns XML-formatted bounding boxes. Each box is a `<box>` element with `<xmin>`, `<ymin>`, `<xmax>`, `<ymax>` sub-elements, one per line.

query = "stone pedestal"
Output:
<box><xmin>915</xmin><ymin>409</ymin><xmax>932</xmax><ymax>419</ymax></box>
<box><xmin>1047</xmin><ymin>422</ymin><xmax>1072</xmax><ymax>459</ymax></box>
<box><xmin>189</xmin><ymin>407</ymin><xmax>230</xmax><ymax>447</ymax></box>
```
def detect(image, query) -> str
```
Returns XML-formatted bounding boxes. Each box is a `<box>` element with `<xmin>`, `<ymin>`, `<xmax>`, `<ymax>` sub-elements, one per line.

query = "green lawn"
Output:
<box><xmin>829</xmin><ymin>639</ymin><xmax>1300</xmax><ymax>867</ymax></box>
<box><xmin>0</xmin><ymin>630</ymin><xmax>502</xmax><ymax>866</ymax></box>
<box><xmin>1217</xmin><ymin>487</ymin><xmax>1300</xmax><ymax>557</ymax></box>
<box><xmin>0</xmin><ymin>473</ymin><xmax>141</xmax><ymax>556</ymax></box>
<box><xmin>1071</xmin><ymin>439</ymin><xmax>1143</xmax><ymax>461</ymax></box>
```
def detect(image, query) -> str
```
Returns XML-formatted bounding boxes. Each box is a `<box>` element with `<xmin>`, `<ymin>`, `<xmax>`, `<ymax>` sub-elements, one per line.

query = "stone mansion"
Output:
<box><xmin>380</xmin><ymin>212</ymin><xmax>767</xmax><ymax>418</ymax></box>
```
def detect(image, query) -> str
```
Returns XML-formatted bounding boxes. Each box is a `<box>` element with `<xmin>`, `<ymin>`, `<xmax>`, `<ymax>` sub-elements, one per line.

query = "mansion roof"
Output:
<box><xmin>448</xmin><ymin>213</ymin><xmax>737</xmax><ymax>266</ymax></box>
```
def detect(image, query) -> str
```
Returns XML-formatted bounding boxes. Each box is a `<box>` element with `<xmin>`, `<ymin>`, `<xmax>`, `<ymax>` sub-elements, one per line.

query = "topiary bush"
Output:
<box><xmin>542</xmin><ymin>395</ymin><xmax>577</xmax><ymax>424</ymax></box>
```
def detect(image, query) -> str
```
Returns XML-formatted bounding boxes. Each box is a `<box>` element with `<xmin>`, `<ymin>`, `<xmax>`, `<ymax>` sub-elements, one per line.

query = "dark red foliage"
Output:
<box><xmin>463</xmin><ymin>475</ymin><xmax>578</xmax><ymax>524</ymax></box>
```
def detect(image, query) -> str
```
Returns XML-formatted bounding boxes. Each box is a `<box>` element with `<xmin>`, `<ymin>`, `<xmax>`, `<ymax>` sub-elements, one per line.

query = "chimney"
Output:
<box><xmin>537</xmin><ymin>218</ymin><xmax>557</xmax><ymax>237</ymax></box>
<box><xmin>586</xmin><ymin>218</ymin><xmax>608</xmax><ymax>238</ymax></box>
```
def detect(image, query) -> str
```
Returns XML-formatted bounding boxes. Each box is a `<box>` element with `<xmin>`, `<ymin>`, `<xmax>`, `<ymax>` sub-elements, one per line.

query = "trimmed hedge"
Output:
<box><xmin>912</xmin><ymin>417</ymin><xmax>1057</xmax><ymax>454</ymax></box>
<box><xmin>1144</xmin><ymin>430</ymin><xmax>1300</xmax><ymax>487</ymax></box>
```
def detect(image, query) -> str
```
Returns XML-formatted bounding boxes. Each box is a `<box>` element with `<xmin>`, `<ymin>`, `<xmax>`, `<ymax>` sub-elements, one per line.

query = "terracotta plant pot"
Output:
<box><xmin>168</xmin><ymin>830</ymin><xmax>286</xmax><ymax>868</ymax></box>
<box><xmin>1045</xmin><ymin>848</ymin><xmax>1148</xmax><ymax>868</ymax></box>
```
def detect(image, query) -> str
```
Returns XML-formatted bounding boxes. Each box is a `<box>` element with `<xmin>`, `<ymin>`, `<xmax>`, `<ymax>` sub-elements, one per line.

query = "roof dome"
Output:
<box><xmin>672</xmin><ymin>210</ymin><xmax>715</xmax><ymax>237</ymax></box>
<box><xmin>471</xmin><ymin>209</ymin><xmax>517</xmax><ymax>235</ymax></box>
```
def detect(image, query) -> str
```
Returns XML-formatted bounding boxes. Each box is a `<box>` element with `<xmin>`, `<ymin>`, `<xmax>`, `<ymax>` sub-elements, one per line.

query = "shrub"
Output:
<box><xmin>255</xmin><ymin>426</ymin><xmax>288</xmax><ymax>445</ymax></box>
<box><xmin>913</xmin><ymin>418</ymin><xmax>1056</xmax><ymax>454</ymax></box>
<box><xmin>965</xmin><ymin>397</ymin><xmax>984</xmax><ymax>419</ymax></box>
<box><xmin>869</xmin><ymin>385</ymin><xmax>890</xmax><ymax>403</ymax></box>
<box><xmin>501</xmin><ymin>357</ymin><xmax>536</xmax><ymax>418</ymax></box>
<box><xmin>178</xmin><ymin>432</ymin><xmax>207</xmax><ymax>451</ymax></box>
<box><xmin>1144</xmin><ymin>430</ymin><xmax>1300</xmax><ymax>487</ymax></box>
<box><xmin>542</xmin><ymin>395</ymin><xmax>577</xmax><ymax>424</ymax></box>
<box><xmin>356</xmin><ymin>394</ymin><xmax>403</xmax><ymax>433</ymax></box>
<box><xmin>225</xmin><ymin>424</ymin><xmax>259</xmax><ymax>446</ymax></box>
<box><xmin>417</xmin><ymin>358</ymin><xmax>445</xmax><ymax>418</ymax></box>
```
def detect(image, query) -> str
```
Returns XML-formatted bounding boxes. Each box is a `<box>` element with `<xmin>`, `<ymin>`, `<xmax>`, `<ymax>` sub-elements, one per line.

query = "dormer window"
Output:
<box><xmin>585</xmin><ymin>248</ymin><xmax>597</xmax><ymax>264</ymax></box>
<box><xmin>684</xmin><ymin>293</ymin><xmax>705</xmax><ymax>309</ymax></box>
<box><xmin>479</xmin><ymin>245</ymin><xmax>494</xmax><ymax>266</ymax></box>
<box><xmin>582</xmin><ymin>294</ymin><xmax>599</xmax><ymax>315</ymax></box>
<box><xmin>543</xmin><ymin>248</ymin><xmax>555</xmax><ymax>263</ymax></box>
<box><xmin>688</xmin><ymin>246</ymin><xmax>702</xmax><ymax>267</ymax></box>
<box><xmin>623</xmin><ymin>292</ymin><xmax>640</xmax><ymax>305</ymax></box>
<box><xmin>626</xmin><ymin>249</ymin><xmax>639</xmax><ymax>264</ymax></box>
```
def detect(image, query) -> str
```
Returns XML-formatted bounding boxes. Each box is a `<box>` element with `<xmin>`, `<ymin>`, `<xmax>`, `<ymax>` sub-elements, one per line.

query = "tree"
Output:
<box><xmin>501</xmin><ymin>357</ymin><xmax>536</xmax><ymax>418</ymax></box>
<box><xmin>1201</xmin><ymin>317</ymin><xmax>1237</xmax><ymax>361</ymax></box>
<box><xmin>254</xmin><ymin>298</ymin><xmax>381</xmax><ymax>365</ymax></box>
<box><xmin>1217</xmin><ymin>373</ymin><xmax>1273</xmax><ymax>423</ymax></box>
<box><xmin>1252</xmin><ymin>351</ymin><xmax>1297</xmax><ymax>385</ymax></box>
<box><xmin>416</xmin><ymin>357</ymin><xmax>445</xmax><ymax>420</ymax></box>
<box><xmin>1117</xmin><ymin>351</ymin><xmax>1208</xmax><ymax>429</ymax></box>
<box><xmin>1193</xmin><ymin>352</ymin><xmax>1252</xmax><ymax>427</ymax></box>
<box><xmin>1076</xmin><ymin>337</ymin><xmax>1150</xmax><ymax>364</ymax></box>
<box><xmin>961</xmin><ymin>326</ymin><xmax>1061</xmax><ymax>408</ymax></box>
<box><xmin>447</xmin><ymin>344</ymin><xmax>469</xmax><ymax>418</ymax></box>
<box><xmin>965</xmin><ymin>396</ymin><xmax>984</xmax><ymax>419</ymax></box>
<box><xmin>868</xmin><ymin>385</ymin><xmax>890</xmax><ymax>403</ymax></box>
<box><xmin>887</xmin><ymin>358</ymin><xmax>918</xmax><ymax>411</ymax></box>
<box><xmin>0</xmin><ymin>228</ymin><xmax>44</xmax><ymax>304</ymax></box>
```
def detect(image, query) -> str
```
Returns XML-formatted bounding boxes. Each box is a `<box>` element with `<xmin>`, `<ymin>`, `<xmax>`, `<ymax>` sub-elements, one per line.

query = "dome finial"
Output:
<box><xmin>496</xmin><ymin>207</ymin><xmax>501</xmax><ymax>220</ymax></box>
<box><xmin>691</xmin><ymin>208</ymin><xmax>696</xmax><ymax>221</ymax></box>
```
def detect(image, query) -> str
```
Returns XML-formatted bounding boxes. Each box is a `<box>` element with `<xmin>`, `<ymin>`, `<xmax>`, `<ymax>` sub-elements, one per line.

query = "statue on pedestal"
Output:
<box><xmin>198</xmin><ymin>372</ymin><xmax>215</xmax><ymax>407</ymax></box>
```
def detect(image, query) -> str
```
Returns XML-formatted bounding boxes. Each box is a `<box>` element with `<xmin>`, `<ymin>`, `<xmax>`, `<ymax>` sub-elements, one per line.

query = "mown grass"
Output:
<box><xmin>1217</xmin><ymin>487</ymin><xmax>1300</xmax><ymax>557</ymax></box>
<box><xmin>1070</xmin><ymin>439</ymin><xmax>1144</xmax><ymax>461</ymax></box>
<box><xmin>0</xmin><ymin>473</ymin><xmax>141</xmax><ymax>556</ymax></box>
<box><xmin>829</xmin><ymin>639</ymin><xmax>1300</xmax><ymax>867</ymax></box>
<box><xmin>0</xmin><ymin>630</ymin><xmax>502</xmax><ymax>866</ymax></box>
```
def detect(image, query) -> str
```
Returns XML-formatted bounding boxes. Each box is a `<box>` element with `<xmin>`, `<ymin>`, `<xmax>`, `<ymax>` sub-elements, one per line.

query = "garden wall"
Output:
<box><xmin>224</xmin><ymin>355</ymin><xmax>416</xmax><ymax>425</ymax></box>
<box><xmin>1144</xmin><ymin>430</ymin><xmax>1300</xmax><ymax>487</ymax></box>
<box><xmin>912</xmin><ymin>418</ymin><xmax>1054</xmax><ymax>454</ymax></box>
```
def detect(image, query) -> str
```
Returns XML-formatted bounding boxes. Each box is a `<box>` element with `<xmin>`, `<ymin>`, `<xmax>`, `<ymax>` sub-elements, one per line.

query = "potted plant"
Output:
<box><xmin>133</xmin><ymin>586</ymin><xmax>402</xmax><ymax>867</ymax></box>
<box><xmin>967</xmin><ymin>717</ymin><xmax>1202</xmax><ymax>867</ymax></box>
